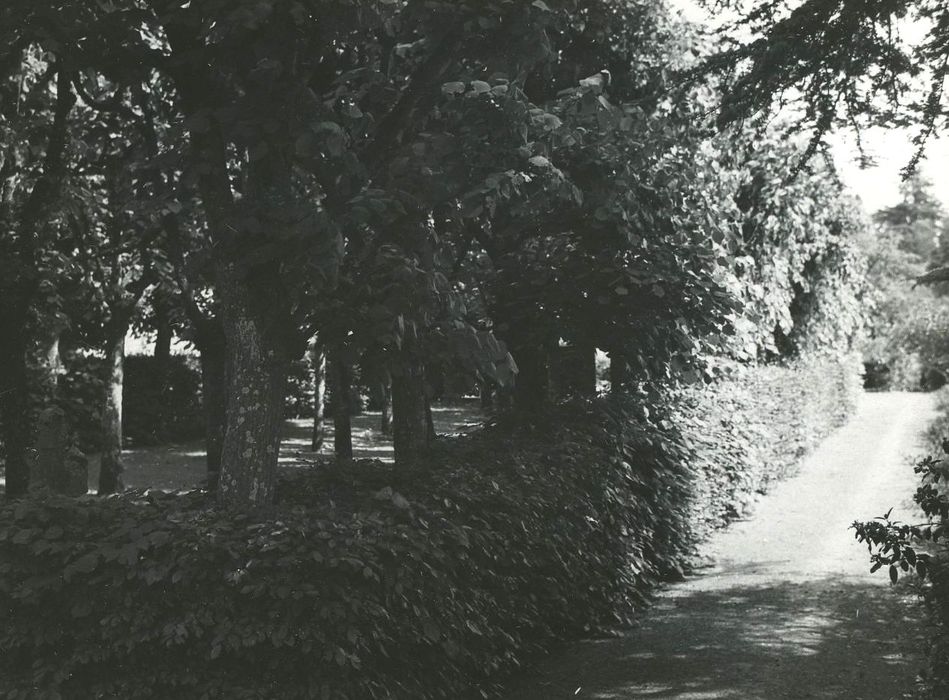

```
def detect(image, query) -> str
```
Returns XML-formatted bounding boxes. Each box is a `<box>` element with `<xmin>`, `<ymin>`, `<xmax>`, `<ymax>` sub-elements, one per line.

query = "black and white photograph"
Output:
<box><xmin>1</xmin><ymin>0</ymin><xmax>948</xmax><ymax>697</ymax></box>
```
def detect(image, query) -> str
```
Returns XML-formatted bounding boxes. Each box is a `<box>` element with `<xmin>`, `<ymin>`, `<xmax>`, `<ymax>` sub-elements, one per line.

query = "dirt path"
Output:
<box><xmin>503</xmin><ymin>391</ymin><xmax>939</xmax><ymax>700</ymax></box>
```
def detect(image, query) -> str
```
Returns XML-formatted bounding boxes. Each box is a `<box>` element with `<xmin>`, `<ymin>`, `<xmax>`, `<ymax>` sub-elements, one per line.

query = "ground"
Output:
<box><xmin>502</xmin><ymin>391</ymin><xmax>938</xmax><ymax>699</ymax></box>
<box><xmin>86</xmin><ymin>400</ymin><xmax>484</xmax><ymax>492</ymax></box>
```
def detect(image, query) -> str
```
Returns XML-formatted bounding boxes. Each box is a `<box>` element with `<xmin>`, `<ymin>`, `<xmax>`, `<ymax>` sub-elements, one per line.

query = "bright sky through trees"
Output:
<box><xmin>671</xmin><ymin>0</ymin><xmax>949</xmax><ymax>210</ymax></box>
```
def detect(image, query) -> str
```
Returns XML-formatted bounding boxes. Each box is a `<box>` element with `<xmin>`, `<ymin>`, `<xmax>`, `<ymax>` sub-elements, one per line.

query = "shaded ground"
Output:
<box><xmin>86</xmin><ymin>400</ymin><xmax>483</xmax><ymax>492</ymax></box>
<box><xmin>503</xmin><ymin>392</ymin><xmax>938</xmax><ymax>700</ymax></box>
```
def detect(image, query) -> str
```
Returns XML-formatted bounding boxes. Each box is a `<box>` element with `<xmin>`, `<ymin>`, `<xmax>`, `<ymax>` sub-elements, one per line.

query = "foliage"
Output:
<box><xmin>123</xmin><ymin>355</ymin><xmax>204</xmax><ymax>446</ymax></box>
<box><xmin>54</xmin><ymin>352</ymin><xmax>106</xmax><ymax>454</ymax></box>
<box><xmin>698</xmin><ymin>0</ymin><xmax>949</xmax><ymax>170</ymax></box>
<box><xmin>0</xmin><ymin>353</ymin><xmax>862</xmax><ymax>698</ymax></box>
<box><xmin>0</xmin><ymin>400</ymin><xmax>689</xmax><ymax>699</ymax></box>
<box><xmin>41</xmin><ymin>352</ymin><xmax>203</xmax><ymax>452</ymax></box>
<box><xmin>705</xmin><ymin>131</ymin><xmax>873</xmax><ymax>362</ymax></box>
<box><xmin>858</xmin><ymin>174</ymin><xmax>949</xmax><ymax>390</ymax></box>
<box><xmin>674</xmin><ymin>355</ymin><xmax>863</xmax><ymax>537</ymax></box>
<box><xmin>852</xmin><ymin>390</ymin><xmax>949</xmax><ymax>695</ymax></box>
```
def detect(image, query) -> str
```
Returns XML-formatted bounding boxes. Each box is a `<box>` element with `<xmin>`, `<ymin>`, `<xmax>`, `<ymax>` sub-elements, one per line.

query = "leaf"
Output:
<box><xmin>889</xmin><ymin>565</ymin><xmax>898</xmax><ymax>584</ymax></box>
<box><xmin>390</xmin><ymin>492</ymin><xmax>411</xmax><ymax>510</ymax></box>
<box><xmin>532</xmin><ymin>0</ymin><xmax>552</xmax><ymax>10</ymax></box>
<box><xmin>528</xmin><ymin>155</ymin><xmax>551</xmax><ymax>168</ymax></box>
<box><xmin>442</xmin><ymin>81</ymin><xmax>466</xmax><ymax>95</ymax></box>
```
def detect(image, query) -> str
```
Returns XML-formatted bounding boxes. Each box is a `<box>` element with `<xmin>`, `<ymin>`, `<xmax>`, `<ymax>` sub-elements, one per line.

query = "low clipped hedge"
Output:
<box><xmin>0</xmin><ymin>357</ymin><xmax>861</xmax><ymax>698</ymax></box>
<box><xmin>0</xmin><ymin>398</ymin><xmax>692</xmax><ymax>699</ymax></box>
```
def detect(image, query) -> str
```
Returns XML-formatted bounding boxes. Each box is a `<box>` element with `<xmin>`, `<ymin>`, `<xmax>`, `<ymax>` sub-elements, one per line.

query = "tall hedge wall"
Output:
<box><xmin>675</xmin><ymin>355</ymin><xmax>863</xmax><ymax>538</ymax></box>
<box><xmin>0</xmin><ymin>357</ymin><xmax>862</xmax><ymax>699</ymax></box>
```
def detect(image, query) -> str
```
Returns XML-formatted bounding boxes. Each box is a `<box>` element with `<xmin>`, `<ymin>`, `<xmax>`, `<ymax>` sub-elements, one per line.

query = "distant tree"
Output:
<box><xmin>874</xmin><ymin>173</ymin><xmax>945</xmax><ymax>261</ymax></box>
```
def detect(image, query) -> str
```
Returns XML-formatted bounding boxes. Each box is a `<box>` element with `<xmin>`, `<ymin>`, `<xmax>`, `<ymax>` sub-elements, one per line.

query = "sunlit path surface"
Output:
<box><xmin>504</xmin><ymin>392</ymin><xmax>938</xmax><ymax>699</ymax></box>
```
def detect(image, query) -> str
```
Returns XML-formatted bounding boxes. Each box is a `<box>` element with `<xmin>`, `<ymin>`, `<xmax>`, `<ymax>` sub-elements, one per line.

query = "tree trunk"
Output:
<box><xmin>154</xmin><ymin>302</ymin><xmax>173</xmax><ymax>379</ymax></box>
<box><xmin>609</xmin><ymin>347</ymin><xmax>630</xmax><ymax>392</ymax></box>
<box><xmin>216</xmin><ymin>269</ymin><xmax>290</xmax><ymax>508</ymax></box>
<box><xmin>512</xmin><ymin>342</ymin><xmax>550</xmax><ymax>413</ymax></box>
<box><xmin>197</xmin><ymin>325</ymin><xmax>226</xmax><ymax>491</ymax></box>
<box><xmin>98</xmin><ymin>327</ymin><xmax>126</xmax><ymax>495</ymax></box>
<box><xmin>425</xmin><ymin>393</ymin><xmax>436</xmax><ymax>442</ymax></box>
<box><xmin>37</xmin><ymin>326</ymin><xmax>66</xmax><ymax>402</ymax></box>
<box><xmin>330</xmin><ymin>351</ymin><xmax>353</xmax><ymax>460</ymax></box>
<box><xmin>479</xmin><ymin>379</ymin><xmax>494</xmax><ymax>411</ymax></box>
<box><xmin>311</xmin><ymin>342</ymin><xmax>326</xmax><ymax>451</ymax></box>
<box><xmin>379</xmin><ymin>381</ymin><xmax>392</xmax><ymax>436</ymax></box>
<box><xmin>0</xmin><ymin>320</ymin><xmax>31</xmax><ymax>498</ymax></box>
<box><xmin>392</xmin><ymin>345</ymin><xmax>430</xmax><ymax>467</ymax></box>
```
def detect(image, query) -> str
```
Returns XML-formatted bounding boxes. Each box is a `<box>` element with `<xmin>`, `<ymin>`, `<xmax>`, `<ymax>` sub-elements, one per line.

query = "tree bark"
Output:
<box><xmin>196</xmin><ymin>322</ymin><xmax>226</xmax><ymax>491</ymax></box>
<box><xmin>163</xmin><ymin>15</ymin><xmax>300</xmax><ymax>508</ymax></box>
<box><xmin>330</xmin><ymin>351</ymin><xmax>353</xmax><ymax>460</ymax></box>
<box><xmin>0</xmin><ymin>320</ymin><xmax>31</xmax><ymax>498</ymax></box>
<box><xmin>98</xmin><ymin>327</ymin><xmax>126</xmax><ymax>495</ymax></box>
<box><xmin>216</xmin><ymin>267</ymin><xmax>290</xmax><ymax>508</ymax></box>
<box><xmin>311</xmin><ymin>342</ymin><xmax>326</xmax><ymax>451</ymax></box>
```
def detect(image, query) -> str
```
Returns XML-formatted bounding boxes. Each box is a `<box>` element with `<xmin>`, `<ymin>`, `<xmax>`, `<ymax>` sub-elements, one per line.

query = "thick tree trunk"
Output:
<box><xmin>330</xmin><ymin>351</ymin><xmax>353</xmax><ymax>460</ymax></box>
<box><xmin>216</xmin><ymin>271</ymin><xmax>289</xmax><ymax>508</ymax></box>
<box><xmin>311</xmin><ymin>342</ymin><xmax>326</xmax><ymax>451</ymax></box>
<box><xmin>392</xmin><ymin>346</ymin><xmax>430</xmax><ymax>466</ymax></box>
<box><xmin>198</xmin><ymin>326</ymin><xmax>226</xmax><ymax>491</ymax></box>
<box><xmin>98</xmin><ymin>328</ymin><xmax>126</xmax><ymax>495</ymax></box>
<box><xmin>0</xmin><ymin>321</ymin><xmax>31</xmax><ymax>498</ymax></box>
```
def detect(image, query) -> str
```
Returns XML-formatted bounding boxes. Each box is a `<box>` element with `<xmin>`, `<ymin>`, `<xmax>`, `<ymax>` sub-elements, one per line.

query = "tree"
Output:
<box><xmin>0</xmin><ymin>44</ymin><xmax>77</xmax><ymax>497</ymax></box>
<box><xmin>698</xmin><ymin>0</ymin><xmax>949</xmax><ymax>169</ymax></box>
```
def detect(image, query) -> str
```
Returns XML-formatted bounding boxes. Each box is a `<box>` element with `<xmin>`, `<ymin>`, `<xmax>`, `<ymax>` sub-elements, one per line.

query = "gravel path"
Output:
<box><xmin>503</xmin><ymin>391</ymin><xmax>939</xmax><ymax>700</ymax></box>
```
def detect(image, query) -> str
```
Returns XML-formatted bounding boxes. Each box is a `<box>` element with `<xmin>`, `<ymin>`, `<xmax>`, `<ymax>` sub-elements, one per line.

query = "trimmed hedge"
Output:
<box><xmin>0</xmin><ymin>357</ymin><xmax>861</xmax><ymax>699</ymax></box>
<box><xmin>674</xmin><ymin>355</ymin><xmax>863</xmax><ymax>537</ymax></box>
<box><xmin>0</xmin><ymin>399</ymin><xmax>692</xmax><ymax>699</ymax></box>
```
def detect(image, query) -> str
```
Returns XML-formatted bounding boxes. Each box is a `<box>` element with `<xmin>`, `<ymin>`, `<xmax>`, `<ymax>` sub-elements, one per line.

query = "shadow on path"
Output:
<box><xmin>505</xmin><ymin>577</ymin><xmax>925</xmax><ymax>700</ymax></box>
